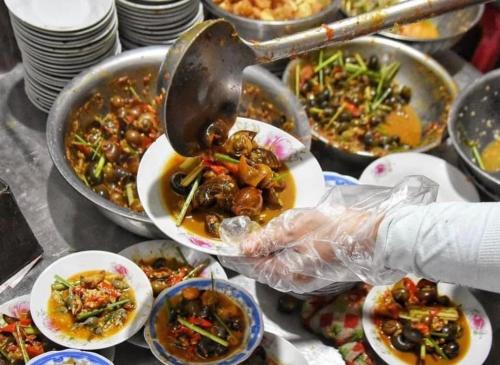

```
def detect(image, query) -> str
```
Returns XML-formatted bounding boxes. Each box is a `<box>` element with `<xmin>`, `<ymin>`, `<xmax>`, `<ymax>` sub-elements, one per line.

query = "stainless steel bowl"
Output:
<box><xmin>47</xmin><ymin>46</ymin><xmax>310</xmax><ymax>238</ymax></box>
<box><xmin>449</xmin><ymin>69</ymin><xmax>500</xmax><ymax>197</ymax></box>
<box><xmin>283</xmin><ymin>36</ymin><xmax>457</xmax><ymax>164</ymax></box>
<box><xmin>380</xmin><ymin>5</ymin><xmax>484</xmax><ymax>54</ymax></box>
<box><xmin>202</xmin><ymin>0</ymin><xmax>340</xmax><ymax>41</ymax></box>
<box><xmin>340</xmin><ymin>2</ymin><xmax>484</xmax><ymax>54</ymax></box>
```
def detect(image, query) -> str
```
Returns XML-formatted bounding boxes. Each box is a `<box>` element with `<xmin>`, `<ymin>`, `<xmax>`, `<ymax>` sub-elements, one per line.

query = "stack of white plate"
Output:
<box><xmin>5</xmin><ymin>0</ymin><xmax>121</xmax><ymax>113</ymax></box>
<box><xmin>116</xmin><ymin>0</ymin><xmax>204</xmax><ymax>49</ymax></box>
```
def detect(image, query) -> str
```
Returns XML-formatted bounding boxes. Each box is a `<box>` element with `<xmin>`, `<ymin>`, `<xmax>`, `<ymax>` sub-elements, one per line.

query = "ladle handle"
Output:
<box><xmin>249</xmin><ymin>0</ymin><xmax>491</xmax><ymax>63</ymax></box>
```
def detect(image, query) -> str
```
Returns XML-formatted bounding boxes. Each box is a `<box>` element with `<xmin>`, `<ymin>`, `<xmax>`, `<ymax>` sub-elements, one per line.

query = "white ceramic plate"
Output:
<box><xmin>137</xmin><ymin>117</ymin><xmax>325</xmax><ymax>256</ymax></box>
<box><xmin>363</xmin><ymin>278</ymin><xmax>492</xmax><ymax>365</ymax></box>
<box><xmin>11</xmin><ymin>12</ymin><xmax>117</xmax><ymax>49</ymax></box>
<box><xmin>258</xmin><ymin>331</ymin><xmax>308</xmax><ymax>365</ymax></box>
<box><xmin>118</xmin><ymin>4</ymin><xmax>200</xmax><ymax>31</ymax></box>
<box><xmin>117</xmin><ymin>0</ymin><xmax>194</xmax><ymax>11</ymax></box>
<box><xmin>5</xmin><ymin>0</ymin><xmax>113</xmax><ymax>32</ymax></box>
<box><xmin>119</xmin><ymin>239</ymin><xmax>227</xmax><ymax>348</ymax></box>
<box><xmin>11</xmin><ymin>5</ymin><xmax>115</xmax><ymax>39</ymax></box>
<box><xmin>359</xmin><ymin>152</ymin><xmax>480</xmax><ymax>202</ymax></box>
<box><xmin>30</xmin><ymin>251</ymin><xmax>154</xmax><ymax>350</ymax></box>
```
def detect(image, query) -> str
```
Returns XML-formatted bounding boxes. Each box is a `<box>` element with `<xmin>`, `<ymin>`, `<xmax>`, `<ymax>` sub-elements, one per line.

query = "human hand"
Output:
<box><xmin>218</xmin><ymin>176</ymin><xmax>438</xmax><ymax>294</ymax></box>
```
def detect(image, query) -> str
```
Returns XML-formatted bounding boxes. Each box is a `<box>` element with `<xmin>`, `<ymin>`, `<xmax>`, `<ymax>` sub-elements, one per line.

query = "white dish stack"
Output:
<box><xmin>116</xmin><ymin>0</ymin><xmax>204</xmax><ymax>49</ymax></box>
<box><xmin>5</xmin><ymin>0</ymin><xmax>121</xmax><ymax>113</ymax></box>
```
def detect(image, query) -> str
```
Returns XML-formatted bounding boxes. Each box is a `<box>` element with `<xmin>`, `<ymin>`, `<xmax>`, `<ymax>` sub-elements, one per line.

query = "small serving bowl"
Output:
<box><xmin>144</xmin><ymin>278</ymin><xmax>264</xmax><ymax>365</ymax></box>
<box><xmin>448</xmin><ymin>68</ymin><xmax>500</xmax><ymax>197</ymax></box>
<box><xmin>119</xmin><ymin>240</ymin><xmax>228</xmax><ymax>284</ymax></box>
<box><xmin>136</xmin><ymin>117</ymin><xmax>325</xmax><ymax>256</ymax></box>
<box><xmin>119</xmin><ymin>239</ymin><xmax>228</xmax><ymax>348</ymax></box>
<box><xmin>28</xmin><ymin>350</ymin><xmax>113</xmax><ymax>365</ymax></box>
<box><xmin>363</xmin><ymin>277</ymin><xmax>492</xmax><ymax>365</ymax></box>
<box><xmin>340</xmin><ymin>1</ymin><xmax>484</xmax><ymax>54</ymax></box>
<box><xmin>30</xmin><ymin>251</ymin><xmax>154</xmax><ymax>350</ymax></box>
<box><xmin>47</xmin><ymin>46</ymin><xmax>311</xmax><ymax>238</ymax></box>
<box><xmin>202</xmin><ymin>0</ymin><xmax>340</xmax><ymax>41</ymax></box>
<box><xmin>283</xmin><ymin>36</ymin><xmax>457</xmax><ymax>165</ymax></box>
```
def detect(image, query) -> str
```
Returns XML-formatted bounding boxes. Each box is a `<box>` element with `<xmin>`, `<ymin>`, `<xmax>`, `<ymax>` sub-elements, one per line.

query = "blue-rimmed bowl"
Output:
<box><xmin>27</xmin><ymin>349</ymin><xmax>113</xmax><ymax>365</ymax></box>
<box><xmin>323</xmin><ymin>171</ymin><xmax>359</xmax><ymax>187</ymax></box>
<box><xmin>145</xmin><ymin>278</ymin><xmax>264</xmax><ymax>365</ymax></box>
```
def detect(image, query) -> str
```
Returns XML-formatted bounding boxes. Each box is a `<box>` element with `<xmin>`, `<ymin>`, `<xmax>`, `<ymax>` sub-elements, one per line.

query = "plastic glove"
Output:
<box><xmin>218</xmin><ymin>176</ymin><xmax>438</xmax><ymax>294</ymax></box>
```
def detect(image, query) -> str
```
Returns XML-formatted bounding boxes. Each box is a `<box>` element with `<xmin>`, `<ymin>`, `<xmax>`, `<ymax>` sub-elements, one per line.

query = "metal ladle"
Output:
<box><xmin>158</xmin><ymin>0</ymin><xmax>490</xmax><ymax>156</ymax></box>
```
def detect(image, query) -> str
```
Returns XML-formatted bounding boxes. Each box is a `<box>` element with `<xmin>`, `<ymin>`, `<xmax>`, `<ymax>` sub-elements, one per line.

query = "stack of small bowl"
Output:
<box><xmin>5</xmin><ymin>0</ymin><xmax>120</xmax><ymax>113</ymax></box>
<box><xmin>116</xmin><ymin>0</ymin><xmax>204</xmax><ymax>49</ymax></box>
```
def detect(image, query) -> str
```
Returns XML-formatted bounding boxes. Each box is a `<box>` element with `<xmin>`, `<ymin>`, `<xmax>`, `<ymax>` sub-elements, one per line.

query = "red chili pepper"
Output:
<box><xmin>352</xmin><ymin>342</ymin><xmax>365</xmax><ymax>352</ymax></box>
<box><xmin>0</xmin><ymin>323</ymin><xmax>16</xmax><ymax>333</ymax></box>
<box><xmin>403</xmin><ymin>278</ymin><xmax>418</xmax><ymax>297</ymax></box>
<box><xmin>142</xmin><ymin>136</ymin><xmax>153</xmax><ymax>149</ymax></box>
<box><xmin>19</xmin><ymin>318</ymin><xmax>32</xmax><ymax>326</ymax></box>
<box><xmin>188</xmin><ymin>316</ymin><xmax>212</xmax><ymax>329</ymax></box>
<box><xmin>414</xmin><ymin>323</ymin><xmax>430</xmax><ymax>336</ymax></box>
<box><xmin>344</xmin><ymin>313</ymin><xmax>359</xmax><ymax>329</ymax></box>
<box><xmin>209</xmin><ymin>165</ymin><xmax>228</xmax><ymax>175</ymax></box>
<box><xmin>26</xmin><ymin>343</ymin><xmax>45</xmax><ymax>357</ymax></box>
<box><xmin>221</xmin><ymin>162</ymin><xmax>239</xmax><ymax>175</ymax></box>
<box><xmin>343</xmin><ymin>101</ymin><xmax>361</xmax><ymax>117</ymax></box>
<box><xmin>300</xmin><ymin>64</ymin><xmax>315</xmax><ymax>85</ymax></box>
<box><xmin>75</xmin><ymin>144</ymin><xmax>92</xmax><ymax>157</ymax></box>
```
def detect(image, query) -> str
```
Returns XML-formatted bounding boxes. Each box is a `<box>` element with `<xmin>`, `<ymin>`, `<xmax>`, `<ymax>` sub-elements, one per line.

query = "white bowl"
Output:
<box><xmin>144</xmin><ymin>278</ymin><xmax>264</xmax><ymax>365</ymax></box>
<box><xmin>30</xmin><ymin>250</ymin><xmax>154</xmax><ymax>350</ymax></box>
<box><xmin>27</xmin><ymin>350</ymin><xmax>113</xmax><ymax>365</ymax></box>
<box><xmin>119</xmin><ymin>239</ymin><xmax>228</xmax><ymax>348</ymax></box>
<box><xmin>137</xmin><ymin>117</ymin><xmax>325</xmax><ymax>256</ymax></box>
<box><xmin>363</xmin><ymin>278</ymin><xmax>492</xmax><ymax>365</ymax></box>
<box><xmin>359</xmin><ymin>152</ymin><xmax>479</xmax><ymax>202</ymax></box>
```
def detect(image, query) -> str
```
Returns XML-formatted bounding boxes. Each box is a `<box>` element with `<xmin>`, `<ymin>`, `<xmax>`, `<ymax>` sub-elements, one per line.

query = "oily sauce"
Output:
<box><xmin>161</xmin><ymin>155</ymin><xmax>296</xmax><ymax>239</ymax></box>
<box><xmin>47</xmin><ymin>270</ymin><xmax>136</xmax><ymax>340</ymax></box>
<box><xmin>481</xmin><ymin>139</ymin><xmax>500</xmax><ymax>172</ymax></box>
<box><xmin>397</xmin><ymin>20</ymin><xmax>440</xmax><ymax>39</ymax></box>
<box><xmin>380</xmin><ymin>105</ymin><xmax>422</xmax><ymax>147</ymax></box>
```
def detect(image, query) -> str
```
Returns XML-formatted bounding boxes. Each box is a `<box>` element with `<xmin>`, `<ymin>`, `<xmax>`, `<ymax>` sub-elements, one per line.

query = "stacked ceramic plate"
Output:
<box><xmin>5</xmin><ymin>0</ymin><xmax>121</xmax><ymax>113</ymax></box>
<box><xmin>116</xmin><ymin>0</ymin><xmax>204</xmax><ymax>49</ymax></box>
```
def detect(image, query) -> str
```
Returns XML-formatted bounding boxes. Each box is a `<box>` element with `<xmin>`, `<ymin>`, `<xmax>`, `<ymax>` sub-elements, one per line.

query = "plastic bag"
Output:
<box><xmin>218</xmin><ymin>176</ymin><xmax>438</xmax><ymax>294</ymax></box>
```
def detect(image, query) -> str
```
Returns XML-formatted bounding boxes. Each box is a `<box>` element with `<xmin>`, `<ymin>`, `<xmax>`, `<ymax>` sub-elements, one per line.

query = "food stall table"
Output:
<box><xmin>0</xmin><ymin>50</ymin><xmax>498</xmax><ymax>364</ymax></box>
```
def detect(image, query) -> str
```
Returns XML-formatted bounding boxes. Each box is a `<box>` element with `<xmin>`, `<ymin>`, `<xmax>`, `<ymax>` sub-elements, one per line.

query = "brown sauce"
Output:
<box><xmin>481</xmin><ymin>139</ymin><xmax>500</xmax><ymax>172</ymax></box>
<box><xmin>161</xmin><ymin>155</ymin><xmax>296</xmax><ymax>240</ymax></box>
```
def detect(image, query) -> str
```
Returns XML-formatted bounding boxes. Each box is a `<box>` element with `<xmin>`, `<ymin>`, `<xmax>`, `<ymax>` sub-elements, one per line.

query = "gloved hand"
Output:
<box><xmin>218</xmin><ymin>176</ymin><xmax>438</xmax><ymax>294</ymax></box>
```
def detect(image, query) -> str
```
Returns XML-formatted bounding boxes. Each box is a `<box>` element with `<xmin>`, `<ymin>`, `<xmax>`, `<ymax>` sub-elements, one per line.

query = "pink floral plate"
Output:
<box><xmin>30</xmin><ymin>250</ymin><xmax>154</xmax><ymax>350</ymax></box>
<box><xmin>363</xmin><ymin>276</ymin><xmax>492</xmax><ymax>365</ymax></box>
<box><xmin>0</xmin><ymin>294</ymin><xmax>31</xmax><ymax>318</ymax></box>
<box><xmin>137</xmin><ymin>117</ymin><xmax>325</xmax><ymax>256</ymax></box>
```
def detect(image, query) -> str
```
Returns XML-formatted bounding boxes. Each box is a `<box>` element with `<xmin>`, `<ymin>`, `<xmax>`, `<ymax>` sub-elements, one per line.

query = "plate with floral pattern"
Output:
<box><xmin>363</xmin><ymin>277</ymin><xmax>492</xmax><ymax>365</ymax></box>
<box><xmin>30</xmin><ymin>250</ymin><xmax>153</xmax><ymax>350</ymax></box>
<box><xmin>137</xmin><ymin>117</ymin><xmax>325</xmax><ymax>256</ymax></box>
